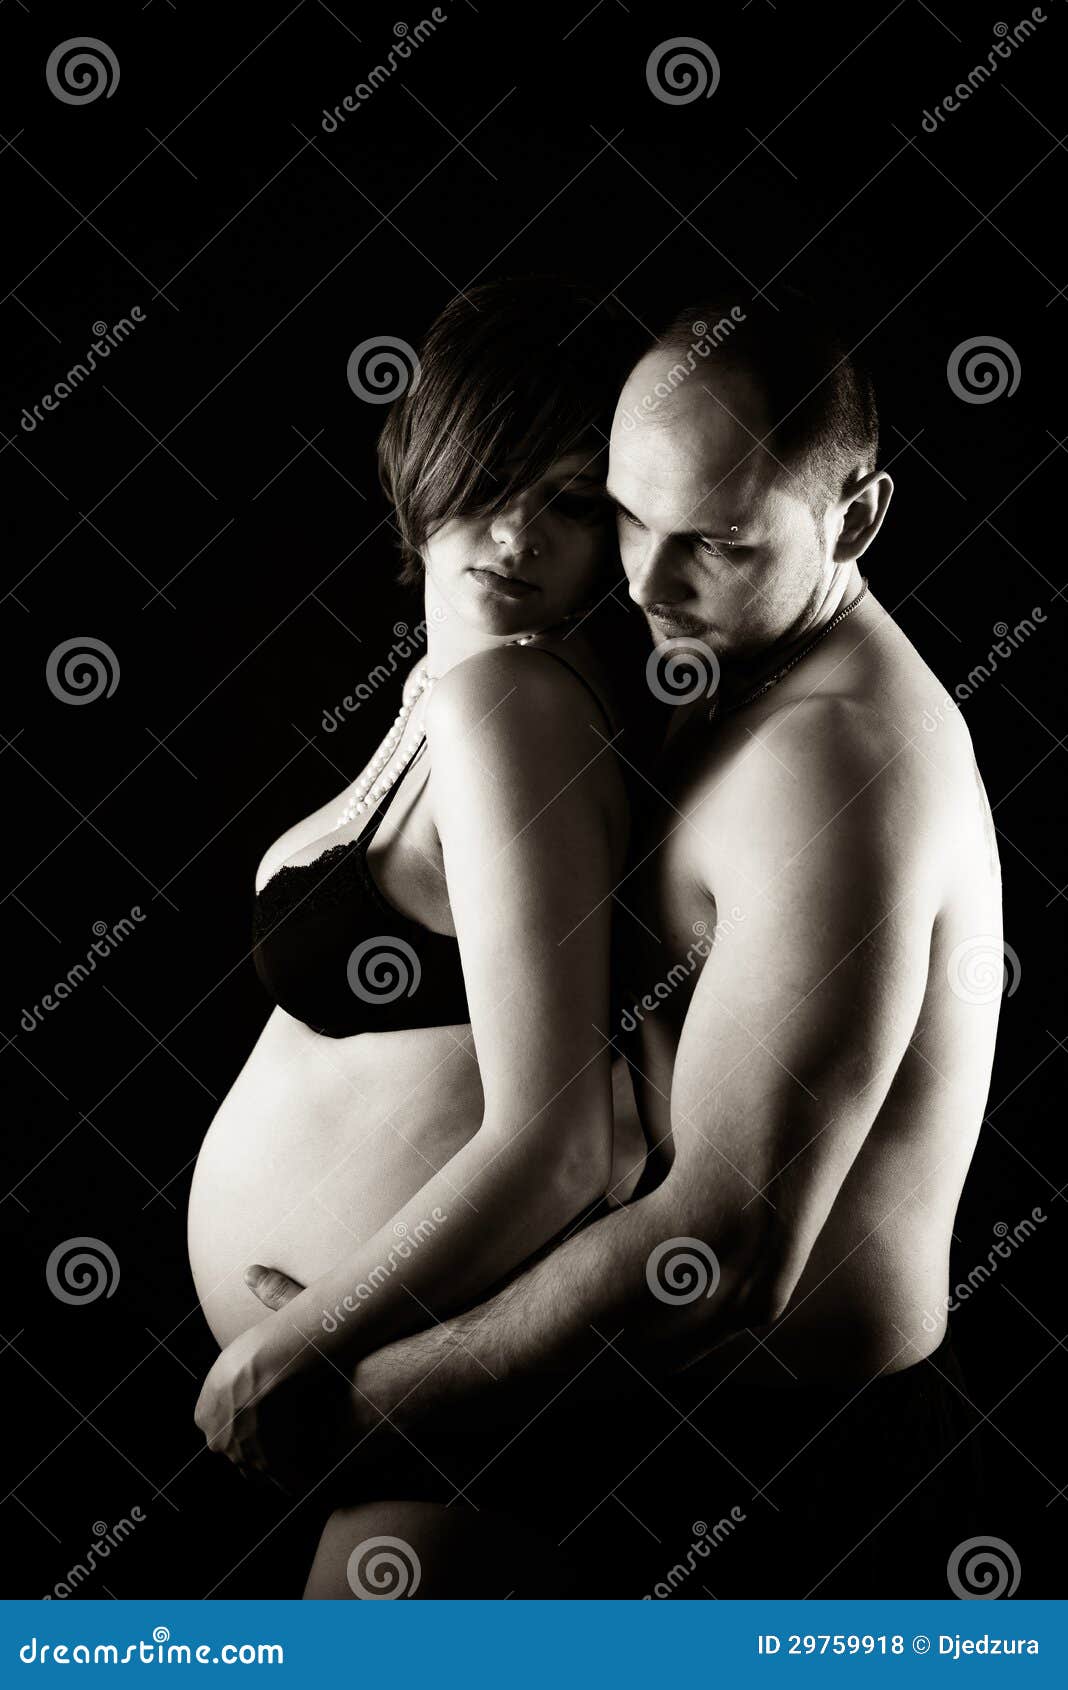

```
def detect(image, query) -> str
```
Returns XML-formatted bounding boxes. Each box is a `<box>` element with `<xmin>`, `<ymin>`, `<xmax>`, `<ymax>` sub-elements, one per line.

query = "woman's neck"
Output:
<box><xmin>421</xmin><ymin>573</ymin><xmax>533</xmax><ymax>681</ymax></box>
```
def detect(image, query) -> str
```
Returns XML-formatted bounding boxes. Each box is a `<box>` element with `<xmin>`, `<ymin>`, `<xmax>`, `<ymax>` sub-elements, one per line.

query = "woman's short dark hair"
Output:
<box><xmin>378</xmin><ymin>277</ymin><xmax>650</xmax><ymax>583</ymax></box>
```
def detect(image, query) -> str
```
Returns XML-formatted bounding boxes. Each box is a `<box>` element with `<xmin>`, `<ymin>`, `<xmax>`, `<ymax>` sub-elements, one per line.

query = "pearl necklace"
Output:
<box><xmin>330</xmin><ymin>609</ymin><xmax>584</xmax><ymax>830</ymax></box>
<box><xmin>333</xmin><ymin>663</ymin><xmax>435</xmax><ymax>829</ymax></box>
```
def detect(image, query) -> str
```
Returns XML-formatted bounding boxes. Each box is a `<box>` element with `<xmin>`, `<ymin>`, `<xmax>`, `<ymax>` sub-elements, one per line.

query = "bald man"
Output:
<box><xmin>251</xmin><ymin>296</ymin><xmax>1001</xmax><ymax>1598</ymax></box>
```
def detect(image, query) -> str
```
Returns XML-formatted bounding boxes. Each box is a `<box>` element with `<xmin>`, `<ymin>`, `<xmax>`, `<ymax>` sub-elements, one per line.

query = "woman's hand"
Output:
<box><xmin>208</xmin><ymin>1265</ymin><xmax>463</xmax><ymax>1499</ymax></box>
<box><xmin>194</xmin><ymin>1314</ymin><xmax>310</xmax><ymax>1475</ymax></box>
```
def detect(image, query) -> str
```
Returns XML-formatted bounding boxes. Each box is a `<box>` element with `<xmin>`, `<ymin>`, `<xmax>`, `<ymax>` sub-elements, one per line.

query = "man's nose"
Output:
<box><xmin>625</xmin><ymin>535</ymin><xmax>686</xmax><ymax>609</ymax></box>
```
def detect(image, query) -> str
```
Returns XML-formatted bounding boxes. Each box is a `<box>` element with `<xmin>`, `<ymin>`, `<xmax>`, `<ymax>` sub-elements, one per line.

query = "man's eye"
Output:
<box><xmin>617</xmin><ymin>508</ymin><xmax>645</xmax><ymax>530</ymax></box>
<box><xmin>695</xmin><ymin>538</ymin><xmax>745</xmax><ymax>559</ymax></box>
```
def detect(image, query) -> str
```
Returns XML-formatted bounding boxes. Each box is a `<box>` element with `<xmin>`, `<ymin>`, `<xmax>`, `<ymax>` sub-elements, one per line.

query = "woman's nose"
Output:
<box><xmin>490</xmin><ymin>493</ymin><xmax>545</xmax><ymax>556</ymax></box>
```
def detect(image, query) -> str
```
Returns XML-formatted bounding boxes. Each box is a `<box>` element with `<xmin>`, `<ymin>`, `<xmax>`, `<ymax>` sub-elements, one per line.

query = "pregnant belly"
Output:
<box><xmin>187</xmin><ymin>1008</ymin><xmax>484</xmax><ymax>1348</ymax></box>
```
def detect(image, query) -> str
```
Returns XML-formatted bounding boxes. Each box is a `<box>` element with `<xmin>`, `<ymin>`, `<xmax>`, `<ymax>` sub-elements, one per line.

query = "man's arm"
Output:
<box><xmin>351</xmin><ymin>700</ymin><xmax>940</xmax><ymax>1431</ymax></box>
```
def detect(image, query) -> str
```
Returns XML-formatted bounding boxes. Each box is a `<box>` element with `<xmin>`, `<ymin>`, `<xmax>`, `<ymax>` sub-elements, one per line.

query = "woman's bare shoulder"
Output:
<box><xmin>425</xmin><ymin>638</ymin><xmax>613</xmax><ymax>739</ymax></box>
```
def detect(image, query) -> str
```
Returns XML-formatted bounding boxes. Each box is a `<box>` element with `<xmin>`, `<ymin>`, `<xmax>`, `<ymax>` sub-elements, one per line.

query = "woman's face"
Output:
<box><xmin>421</xmin><ymin>450</ymin><xmax>618</xmax><ymax>636</ymax></box>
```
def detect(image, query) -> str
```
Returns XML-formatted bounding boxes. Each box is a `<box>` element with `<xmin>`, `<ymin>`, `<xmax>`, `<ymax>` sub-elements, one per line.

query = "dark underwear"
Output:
<box><xmin>382</xmin><ymin>1327</ymin><xmax>988</xmax><ymax>1598</ymax></box>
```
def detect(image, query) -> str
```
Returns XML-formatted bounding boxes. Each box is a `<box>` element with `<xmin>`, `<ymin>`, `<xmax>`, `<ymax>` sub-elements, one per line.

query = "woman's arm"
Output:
<box><xmin>196</xmin><ymin>647</ymin><xmax>627</xmax><ymax>1452</ymax></box>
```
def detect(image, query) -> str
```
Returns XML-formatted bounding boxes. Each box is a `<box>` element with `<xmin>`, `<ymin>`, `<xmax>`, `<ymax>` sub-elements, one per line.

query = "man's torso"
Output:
<box><xmin>621</xmin><ymin>594</ymin><xmax>1002</xmax><ymax>1385</ymax></box>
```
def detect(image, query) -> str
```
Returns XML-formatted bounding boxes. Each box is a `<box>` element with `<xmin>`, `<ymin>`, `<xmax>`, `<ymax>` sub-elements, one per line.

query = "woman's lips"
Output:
<box><xmin>469</xmin><ymin>566</ymin><xmax>538</xmax><ymax>599</ymax></box>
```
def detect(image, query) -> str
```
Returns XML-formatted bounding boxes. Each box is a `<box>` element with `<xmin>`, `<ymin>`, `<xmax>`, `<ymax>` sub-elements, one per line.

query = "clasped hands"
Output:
<box><xmin>193</xmin><ymin>1265</ymin><xmax>386</xmax><ymax>1497</ymax></box>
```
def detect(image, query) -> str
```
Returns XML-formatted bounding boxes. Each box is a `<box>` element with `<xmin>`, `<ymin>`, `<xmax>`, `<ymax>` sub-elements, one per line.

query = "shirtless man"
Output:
<box><xmin>249</xmin><ymin>296</ymin><xmax>1003</xmax><ymax>1597</ymax></box>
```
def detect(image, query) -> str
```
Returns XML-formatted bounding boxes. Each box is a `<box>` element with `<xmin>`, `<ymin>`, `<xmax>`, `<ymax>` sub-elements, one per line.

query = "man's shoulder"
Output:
<box><xmin>718</xmin><ymin>690</ymin><xmax>909</xmax><ymax>792</ymax></box>
<box><xmin>693</xmin><ymin>691</ymin><xmax>944</xmax><ymax>876</ymax></box>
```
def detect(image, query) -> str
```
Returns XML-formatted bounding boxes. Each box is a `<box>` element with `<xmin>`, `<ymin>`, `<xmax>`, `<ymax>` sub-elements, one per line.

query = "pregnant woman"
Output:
<box><xmin>189</xmin><ymin>277</ymin><xmax>655</xmax><ymax>1491</ymax></box>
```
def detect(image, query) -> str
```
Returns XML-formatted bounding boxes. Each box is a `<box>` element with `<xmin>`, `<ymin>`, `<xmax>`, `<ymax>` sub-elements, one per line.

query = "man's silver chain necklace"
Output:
<box><xmin>710</xmin><ymin>577</ymin><xmax>869</xmax><ymax>720</ymax></box>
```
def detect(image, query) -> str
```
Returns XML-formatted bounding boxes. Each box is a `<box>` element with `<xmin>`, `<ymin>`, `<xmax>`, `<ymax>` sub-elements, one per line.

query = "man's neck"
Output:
<box><xmin>716</xmin><ymin>560</ymin><xmax>864</xmax><ymax>712</ymax></box>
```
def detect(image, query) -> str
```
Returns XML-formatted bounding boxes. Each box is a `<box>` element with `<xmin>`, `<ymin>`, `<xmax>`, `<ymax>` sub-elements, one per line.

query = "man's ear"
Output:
<box><xmin>833</xmin><ymin>468</ymin><xmax>894</xmax><ymax>563</ymax></box>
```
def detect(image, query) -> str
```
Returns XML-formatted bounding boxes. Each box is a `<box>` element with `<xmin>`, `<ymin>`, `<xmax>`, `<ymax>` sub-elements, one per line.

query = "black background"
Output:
<box><xmin>2</xmin><ymin>0</ymin><xmax>1065</xmax><ymax>1598</ymax></box>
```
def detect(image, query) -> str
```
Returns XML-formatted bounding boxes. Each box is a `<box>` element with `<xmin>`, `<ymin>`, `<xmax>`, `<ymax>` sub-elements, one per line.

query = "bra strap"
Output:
<box><xmin>356</xmin><ymin>736</ymin><xmax>428</xmax><ymax>847</ymax></box>
<box><xmin>516</xmin><ymin>645</ymin><xmax>616</xmax><ymax>736</ymax></box>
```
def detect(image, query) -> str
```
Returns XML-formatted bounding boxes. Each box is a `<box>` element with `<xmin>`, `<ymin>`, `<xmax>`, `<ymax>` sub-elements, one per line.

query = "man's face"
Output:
<box><xmin>608</xmin><ymin>350</ymin><xmax>832</xmax><ymax>660</ymax></box>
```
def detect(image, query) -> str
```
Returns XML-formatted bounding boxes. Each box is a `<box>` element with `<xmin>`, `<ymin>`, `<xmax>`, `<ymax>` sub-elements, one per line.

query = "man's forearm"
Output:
<box><xmin>354</xmin><ymin>1178</ymin><xmax>765</xmax><ymax>1431</ymax></box>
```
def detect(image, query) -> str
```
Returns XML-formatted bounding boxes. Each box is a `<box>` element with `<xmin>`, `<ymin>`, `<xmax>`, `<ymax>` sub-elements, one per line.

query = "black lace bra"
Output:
<box><xmin>252</xmin><ymin>741</ymin><xmax>469</xmax><ymax>1038</ymax></box>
